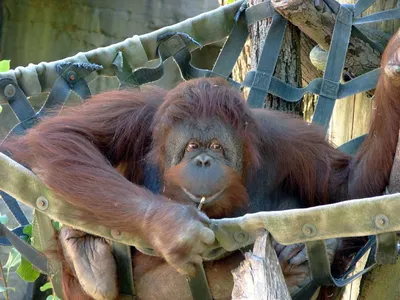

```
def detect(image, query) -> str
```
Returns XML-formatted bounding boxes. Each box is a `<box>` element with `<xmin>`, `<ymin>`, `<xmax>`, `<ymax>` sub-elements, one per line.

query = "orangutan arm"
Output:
<box><xmin>1</xmin><ymin>89</ymin><xmax>214</xmax><ymax>277</ymax></box>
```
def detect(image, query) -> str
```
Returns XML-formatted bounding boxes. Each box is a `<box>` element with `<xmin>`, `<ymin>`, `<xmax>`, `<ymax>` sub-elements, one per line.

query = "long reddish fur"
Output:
<box><xmin>0</xmin><ymin>31</ymin><xmax>398</xmax><ymax>300</ymax></box>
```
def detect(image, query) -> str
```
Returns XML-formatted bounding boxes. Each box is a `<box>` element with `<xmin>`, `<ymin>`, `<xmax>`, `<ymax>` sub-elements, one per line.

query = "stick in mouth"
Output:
<box><xmin>198</xmin><ymin>197</ymin><xmax>206</xmax><ymax>210</ymax></box>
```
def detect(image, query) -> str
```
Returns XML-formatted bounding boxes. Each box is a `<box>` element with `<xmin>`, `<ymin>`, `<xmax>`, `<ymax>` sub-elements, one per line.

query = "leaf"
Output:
<box><xmin>40</xmin><ymin>282</ymin><xmax>53</xmax><ymax>292</ymax></box>
<box><xmin>0</xmin><ymin>60</ymin><xmax>10</xmax><ymax>72</ymax></box>
<box><xmin>4</xmin><ymin>248</ymin><xmax>21</xmax><ymax>270</ymax></box>
<box><xmin>23</xmin><ymin>224</ymin><xmax>32</xmax><ymax>238</ymax></box>
<box><xmin>51</xmin><ymin>221</ymin><xmax>61</xmax><ymax>232</ymax></box>
<box><xmin>0</xmin><ymin>215</ymin><xmax>8</xmax><ymax>225</ymax></box>
<box><xmin>0</xmin><ymin>287</ymin><xmax>15</xmax><ymax>292</ymax></box>
<box><xmin>46</xmin><ymin>295</ymin><xmax>61</xmax><ymax>300</ymax></box>
<box><xmin>0</xmin><ymin>105</ymin><xmax>2</xmax><ymax>114</ymax></box>
<box><xmin>21</xmin><ymin>224</ymin><xmax>33</xmax><ymax>244</ymax></box>
<box><xmin>16</xmin><ymin>256</ymin><xmax>40</xmax><ymax>282</ymax></box>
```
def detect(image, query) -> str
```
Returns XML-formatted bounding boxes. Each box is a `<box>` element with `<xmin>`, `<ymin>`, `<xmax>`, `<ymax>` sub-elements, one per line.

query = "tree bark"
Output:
<box><xmin>271</xmin><ymin>0</ymin><xmax>384</xmax><ymax>77</ymax></box>
<box><xmin>231</xmin><ymin>232</ymin><xmax>291</xmax><ymax>300</ymax></box>
<box><xmin>249</xmin><ymin>0</ymin><xmax>303</xmax><ymax>115</ymax></box>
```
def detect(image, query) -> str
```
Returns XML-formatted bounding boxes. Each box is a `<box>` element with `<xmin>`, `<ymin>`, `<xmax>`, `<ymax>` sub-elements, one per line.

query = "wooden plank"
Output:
<box><xmin>329</xmin><ymin>95</ymin><xmax>355</xmax><ymax>147</ymax></box>
<box><xmin>231</xmin><ymin>232</ymin><xmax>291</xmax><ymax>300</ymax></box>
<box><xmin>351</xmin><ymin>92</ymin><xmax>373</xmax><ymax>139</ymax></box>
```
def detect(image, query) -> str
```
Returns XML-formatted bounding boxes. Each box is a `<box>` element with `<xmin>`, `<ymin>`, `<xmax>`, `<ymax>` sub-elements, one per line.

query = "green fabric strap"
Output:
<box><xmin>301</xmin><ymin>232</ymin><xmax>398</xmax><ymax>298</ymax></box>
<box><xmin>246</xmin><ymin>13</ymin><xmax>288</xmax><ymax>108</ymax></box>
<box><xmin>245</xmin><ymin>1</ymin><xmax>275</xmax><ymax>25</ymax></box>
<box><xmin>211</xmin><ymin>1</ymin><xmax>249</xmax><ymax>78</ymax></box>
<box><xmin>338</xmin><ymin>134</ymin><xmax>367</xmax><ymax>155</ymax></box>
<box><xmin>353</xmin><ymin>7</ymin><xmax>400</xmax><ymax>25</ymax></box>
<box><xmin>112</xmin><ymin>242</ymin><xmax>136</xmax><ymax>298</ymax></box>
<box><xmin>375</xmin><ymin>232</ymin><xmax>398</xmax><ymax>265</ymax></box>
<box><xmin>32</xmin><ymin>212</ymin><xmax>64</xmax><ymax>299</ymax></box>
<box><xmin>311</xmin><ymin>5</ymin><xmax>353</xmax><ymax>131</ymax></box>
<box><xmin>242</xmin><ymin>67</ymin><xmax>380</xmax><ymax>103</ymax></box>
<box><xmin>187</xmin><ymin>264</ymin><xmax>213</xmax><ymax>300</ymax></box>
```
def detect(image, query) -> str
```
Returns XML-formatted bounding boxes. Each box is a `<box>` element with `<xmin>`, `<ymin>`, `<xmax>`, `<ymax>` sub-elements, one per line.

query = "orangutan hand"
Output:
<box><xmin>145</xmin><ymin>203</ymin><xmax>216</xmax><ymax>277</ymax></box>
<box><xmin>273</xmin><ymin>238</ymin><xmax>339</xmax><ymax>295</ymax></box>
<box><xmin>59</xmin><ymin>226</ymin><xmax>118</xmax><ymax>300</ymax></box>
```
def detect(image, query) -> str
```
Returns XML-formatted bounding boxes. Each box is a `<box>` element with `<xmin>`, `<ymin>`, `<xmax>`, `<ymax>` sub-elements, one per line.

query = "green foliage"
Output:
<box><xmin>22</xmin><ymin>224</ymin><xmax>33</xmax><ymax>243</ymax></box>
<box><xmin>41</xmin><ymin>282</ymin><xmax>61</xmax><ymax>300</ymax></box>
<box><xmin>0</xmin><ymin>287</ymin><xmax>15</xmax><ymax>293</ymax></box>
<box><xmin>15</xmin><ymin>224</ymin><xmax>40</xmax><ymax>282</ymax></box>
<box><xmin>1</xmin><ymin>220</ymin><xmax>60</xmax><ymax>298</ymax></box>
<box><xmin>4</xmin><ymin>248</ymin><xmax>21</xmax><ymax>275</ymax></box>
<box><xmin>51</xmin><ymin>220</ymin><xmax>61</xmax><ymax>232</ymax></box>
<box><xmin>16</xmin><ymin>257</ymin><xmax>40</xmax><ymax>282</ymax></box>
<box><xmin>40</xmin><ymin>282</ymin><xmax>53</xmax><ymax>292</ymax></box>
<box><xmin>0</xmin><ymin>60</ymin><xmax>10</xmax><ymax>72</ymax></box>
<box><xmin>0</xmin><ymin>59</ymin><xmax>11</xmax><ymax>114</ymax></box>
<box><xmin>23</xmin><ymin>224</ymin><xmax>32</xmax><ymax>237</ymax></box>
<box><xmin>1</xmin><ymin>223</ymin><xmax>39</xmax><ymax>298</ymax></box>
<box><xmin>2</xmin><ymin>248</ymin><xmax>21</xmax><ymax>299</ymax></box>
<box><xmin>0</xmin><ymin>214</ymin><xmax>9</xmax><ymax>225</ymax></box>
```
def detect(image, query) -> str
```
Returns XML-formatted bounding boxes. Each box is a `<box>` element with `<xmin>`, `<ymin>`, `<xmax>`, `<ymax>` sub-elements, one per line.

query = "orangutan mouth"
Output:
<box><xmin>181</xmin><ymin>187</ymin><xmax>225</xmax><ymax>206</ymax></box>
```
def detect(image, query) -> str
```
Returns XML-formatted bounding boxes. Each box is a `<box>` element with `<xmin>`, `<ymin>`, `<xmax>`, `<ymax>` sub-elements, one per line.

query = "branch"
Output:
<box><xmin>271</xmin><ymin>0</ymin><xmax>383</xmax><ymax>76</ymax></box>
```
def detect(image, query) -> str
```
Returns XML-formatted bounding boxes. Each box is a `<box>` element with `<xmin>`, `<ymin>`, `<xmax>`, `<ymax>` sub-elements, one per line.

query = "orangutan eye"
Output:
<box><xmin>210</xmin><ymin>142</ymin><xmax>223</xmax><ymax>152</ymax></box>
<box><xmin>186</xmin><ymin>141</ymin><xmax>199</xmax><ymax>151</ymax></box>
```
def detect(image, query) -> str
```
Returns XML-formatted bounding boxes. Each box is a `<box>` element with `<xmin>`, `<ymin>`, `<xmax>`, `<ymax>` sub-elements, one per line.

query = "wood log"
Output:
<box><xmin>231</xmin><ymin>232</ymin><xmax>291</xmax><ymax>300</ymax></box>
<box><xmin>271</xmin><ymin>0</ymin><xmax>383</xmax><ymax>76</ymax></box>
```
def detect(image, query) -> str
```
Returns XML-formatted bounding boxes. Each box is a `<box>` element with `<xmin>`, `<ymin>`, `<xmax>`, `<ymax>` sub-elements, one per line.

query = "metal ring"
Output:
<box><xmin>374</xmin><ymin>214</ymin><xmax>389</xmax><ymax>229</ymax></box>
<box><xmin>4</xmin><ymin>84</ymin><xmax>16</xmax><ymax>98</ymax></box>
<box><xmin>36</xmin><ymin>196</ymin><xmax>49</xmax><ymax>211</ymax></box>
<box><xmin>302</xmin><ymin>223</ymin><xmax>317</xmax><ymax>237</ymax></box>
<box><xmin>111</xmin><ymin>229</ymin><xmax>124</xmax><ymax>240</ymax></box>
<box><xmin>233</xmin><ymin>231</ymin><xmax>249</xmax><ymax>244</ymax></box>
<box><xmin>66</xmin><ymin>71</ymin><xmax>77</xmax><ymax>84</ymax></box>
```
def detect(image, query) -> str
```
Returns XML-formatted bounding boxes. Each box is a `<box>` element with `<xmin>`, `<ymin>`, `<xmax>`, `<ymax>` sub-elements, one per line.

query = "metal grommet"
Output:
<box><xmin>233</xmin><ymin>231</ymin><xmax>249</xmax><ymax>244</ymax></box>
<box><xmin>302</xmin><ymin>223</ymin><xmax>317</xmax><ymax>237</ymax></box>
<box><xmin>4</xmin><ymin>84</ymin><xmax>16</xmax><ymax>98</ymax></box>
<box><xmin>111</xmin><ymin>229</ymin><xmax>124</xmax><ymax>240</ymax></box>
<box><xmin>66</xmin><ymin>71</ymin><xmax>77</xmax><ymax>83</ymax></box>
<box><xmin>36</xmin><ymin>196</ymin><xmax>49</xmax><ymax>211</ymax></box>
<box><xmin>375</xmin><ymin>214</ymin><xmax>389</xmax><ymax>229</ymax></box>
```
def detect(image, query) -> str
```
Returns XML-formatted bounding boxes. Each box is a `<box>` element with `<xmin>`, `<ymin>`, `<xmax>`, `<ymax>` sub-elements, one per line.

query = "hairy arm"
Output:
<box><xmin>1</xmin><ymin>89</ymin><xmax>214</xmax><ymax>275</ymax></box>
<box><xmin>251</xmin><ymin>109</ymin><xmax>350</xmax><ymax>207</ymax></box>
<box><xmin>2</xmin><ymin>89</ymin><xmax>162</xmax><ymax>232</ymax></box>
<box><xmin>349</xmin><ymin>31</ymin><xmax>400</xmax><ymax>199</ymax></box>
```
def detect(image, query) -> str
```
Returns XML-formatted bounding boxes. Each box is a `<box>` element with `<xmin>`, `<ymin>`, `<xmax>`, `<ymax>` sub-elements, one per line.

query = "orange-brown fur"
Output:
<box><xmin>1</xmin><ymin>31</ymin><xmax>399</xmax><ymax>300</ymax></box>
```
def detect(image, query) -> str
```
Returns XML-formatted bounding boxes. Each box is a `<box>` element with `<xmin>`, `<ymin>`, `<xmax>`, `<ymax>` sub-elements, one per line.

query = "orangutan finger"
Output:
<box><xmin>199</xmin><ymin>227</ymin><xmax>215</xmax><ymax>245</ymax></box>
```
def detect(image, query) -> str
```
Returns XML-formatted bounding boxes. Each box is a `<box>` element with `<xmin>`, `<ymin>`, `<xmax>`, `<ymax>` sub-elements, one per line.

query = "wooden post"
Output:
<box><xmin>358</xmin><ymin>130</ymin><xmax>400</xmax><ymax>299</ymax></box>
<box><xmin>231</xmin><ymin>232</ymin><xmax>291</xmax><ymax>300</ymax></box>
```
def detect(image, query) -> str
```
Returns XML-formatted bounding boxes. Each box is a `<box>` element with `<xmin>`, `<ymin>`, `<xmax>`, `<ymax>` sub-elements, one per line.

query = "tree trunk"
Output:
<box><xmin>249</xmin><ymin>0</ymin><xmax>303</xmax><ymax>115</ymax></box>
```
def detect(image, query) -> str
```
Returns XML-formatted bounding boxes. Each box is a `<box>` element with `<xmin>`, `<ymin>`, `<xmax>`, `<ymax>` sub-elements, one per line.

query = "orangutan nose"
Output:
<box><xmin>194</xmin><ymin>154</ymin><xmax>211</xmax><ymax>167</ymax></box>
